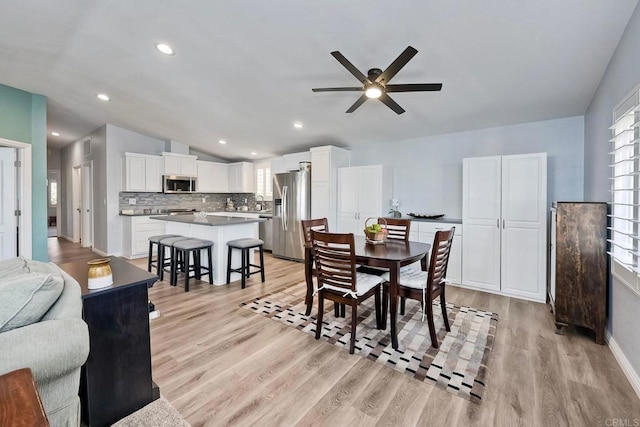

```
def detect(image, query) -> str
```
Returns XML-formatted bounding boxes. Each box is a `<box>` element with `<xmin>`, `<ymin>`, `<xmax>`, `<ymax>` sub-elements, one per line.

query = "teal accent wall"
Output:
<box><xmin>0</xmin><ymin>83</ymin><xmax>48</xmax><ymax>261</ymax></box>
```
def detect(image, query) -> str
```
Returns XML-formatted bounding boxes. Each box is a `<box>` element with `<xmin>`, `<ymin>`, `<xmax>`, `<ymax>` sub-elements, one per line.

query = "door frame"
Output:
<box><xmin>72</xmin><ymin>161</ymin><xmax>94</xmax><ymax>248</ymax></box>
<box><xmin>0</xmin><ymin>137</ymin><xmax>32</xmax><ymax>259</ymax></box>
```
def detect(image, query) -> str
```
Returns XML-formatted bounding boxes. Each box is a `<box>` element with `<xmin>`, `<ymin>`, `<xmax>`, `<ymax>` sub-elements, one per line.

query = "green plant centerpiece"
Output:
<box><xmin>364</xmin><ymin>218</ymin><xmax>388</xmax><ymax>244</ymax></box>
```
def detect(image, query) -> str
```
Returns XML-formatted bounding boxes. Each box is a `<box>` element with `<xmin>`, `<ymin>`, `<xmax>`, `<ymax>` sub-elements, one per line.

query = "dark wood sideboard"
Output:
<box><xmin>549</xmin><ymin>202</ymin><xmax>608</xmax><ymax>344</ymax></box>
<box><xmin>58</xmin><ymin>257</ymin><xmax>159</xmax><ymax>427</ymax></box>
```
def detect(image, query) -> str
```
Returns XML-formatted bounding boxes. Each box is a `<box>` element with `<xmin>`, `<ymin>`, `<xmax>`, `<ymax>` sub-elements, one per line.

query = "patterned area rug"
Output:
<box><xmin>240</xmin><ymin>283</ymin><xmax>498</xmax><ymax>403</ymax></box>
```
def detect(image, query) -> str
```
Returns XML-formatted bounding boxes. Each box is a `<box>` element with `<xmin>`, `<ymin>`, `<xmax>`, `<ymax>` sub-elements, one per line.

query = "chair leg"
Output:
<box><xmin>341</xmin><ymin>304</ymin><xmax>346</xmax><ymax>318</ymax></box>
<box><xmin>382</xmin><ymin>287</ymin><xmax>388</xmax><ymax>330</ymax></box>
<box><xmin>226</xmin><ymin>247</ymin><xmax>232</xmax><ymax>284</ymax></box>
<box><xmin>374</xmin><ymin>286</ymin><xmax>382</xmax><ymax>330</ymax></box>
<box><xmin>156</xmin><ymin>244</ymin><xmax>163</xmax><ymax>276</ymax></box>
<box><xmin>195</xmin><ymin>250</ymin><xmax>202</xmax><ymax>280</ymax></box>
<box><xmin>159</xmin><ymin>245</ymin><xmax>165</xmax><ymax>281</ymax></box>
<box><xmin>400</xmin><ymin>296</ymin><xmax>406</xmax><ymax>315</ymax></box>
<box><xmin>440</xmin><ymin>288</ymin><xmax>450</xmax><ymax>332</ymax></box>
<box><xmin>350</xmin><ymin>302</ymin><xmax>358</xmax><ymax>354</ymax></box>
<box><xmin>315</xmin><ymin>291</ymin><xmax>324</xmax><ymax>340</ymax></box>
<box><xmin>170</xmin><ymin>247</ymin><xmax>177</xmax><ymax>286</ymax></box>
<box><xmin>241</xmin><ymin>249</ymin><xmax>247</xmax><ymax>289</ymax></box>
<box><xmin>147</xmin><ymin>242</ymin><xmax>153</xmax><ymax>272</ymax></box>
<box><xmin>184</xmin><ymin>250</ymin><xmax>190</xmax><ymax>292</ymax></box>
<box><xmin>259</xmin><ymin>246</ymin><xmax>265</xmax><ymax>282</ymax></box>
<box><xmin>334</xmin><ymin>303</ymin><xmax>340</xmax><ymax>317</ymax></box>
<box><xmin>207</xmin><ymin>247</ymin><xmax>213</xmax><ymax>284</ymax></box>
<box><xmin>426</xmin><ymin>300</ymin><xmax>439</xmax><ymax>348</ymax></box>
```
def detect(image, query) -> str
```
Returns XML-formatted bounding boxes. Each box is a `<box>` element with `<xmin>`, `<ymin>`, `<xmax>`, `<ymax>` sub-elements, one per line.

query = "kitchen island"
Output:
<box><xmin>150</xmin><ymin>214</ymin><xmax>265</xmax><ymax>285</ymax></box>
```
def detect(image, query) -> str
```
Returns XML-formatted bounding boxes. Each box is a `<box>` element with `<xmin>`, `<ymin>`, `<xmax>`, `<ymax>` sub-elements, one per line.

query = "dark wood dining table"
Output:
<box><xmin>304</xmin><ymin>235</ymin><xmax>431</xmax><ymax>349</ymax></box>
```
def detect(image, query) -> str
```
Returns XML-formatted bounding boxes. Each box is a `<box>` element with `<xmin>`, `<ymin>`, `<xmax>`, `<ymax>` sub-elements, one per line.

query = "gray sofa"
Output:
<box><xmin>0</xmin><ymin>257</ymin><xmax>90</xmax><ymax>427</ymax></box>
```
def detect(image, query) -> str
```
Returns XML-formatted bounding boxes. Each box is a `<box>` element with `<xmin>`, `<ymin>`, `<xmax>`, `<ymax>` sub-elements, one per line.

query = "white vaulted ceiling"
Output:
<box><xmin>0</xmin><ymin>1</ymin><xmax>637</xmax><ymax>159</ymax></box>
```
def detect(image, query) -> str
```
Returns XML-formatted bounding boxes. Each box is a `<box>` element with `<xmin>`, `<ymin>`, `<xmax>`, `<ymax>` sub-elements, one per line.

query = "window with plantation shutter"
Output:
<box><xmin>254</xmin><ymin>162</ymin><xmax>272</xmax><ymax>200</ymax></box>
<box><xmin>610</xmin><ymin>85</ymin><xmax>640</xmax><ymax>296</ymax></box>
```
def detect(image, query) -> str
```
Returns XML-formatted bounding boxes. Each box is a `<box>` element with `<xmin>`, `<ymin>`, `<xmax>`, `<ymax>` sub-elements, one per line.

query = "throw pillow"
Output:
<box><xmin>0</xmin><ymin>272</ymin><xmax>64</xmax><ymax>332</ymax></box>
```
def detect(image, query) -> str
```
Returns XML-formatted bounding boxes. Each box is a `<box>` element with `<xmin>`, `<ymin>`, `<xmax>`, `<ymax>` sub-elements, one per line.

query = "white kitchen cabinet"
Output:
<box><xmin>412</xmin><ymin>222</ymin><xmax>462</xmax><ymax>285</ymax></box>
<box><xmin>310</xmin><ymin>146</ymin><xmax>350</xmax><ymax>229</ymax></box>
<box><xmin>270</xmin><ymin>156</ymin><xmax>286</xmax><ymax>175</ymax></box>
<box><xmin>283</xmin><ymin>151</ymin><xmax>311</xmax><ymax>172</ymax></box>
<box><xmin>462</xmin><ymin>153</ymin><xmax>547</xmax><ymax>302</ymax></box>
<box><xmin>228</xmin><ymin>162</ymin><xmax>254</xmax><ymax>193</ymax></box>
<box><xmin>122</xmin><ymin>153</ymin><xmax>162</xmax><ymax>192</ymax></box>
<box><xmin>337</xmin><ymin>165</ymin><xmax>393</xmax><ymax>234</ymax></box>
<box><xmin>122</xmin><ymin>216</ymin><xmax>166</xmax><ymax>259</ymax></box>
<box><xmin>162</xmin><ymin>152</ymin><xmax>198</xmax><ymax>176</ymax></box>
<box><xmin>197</xmin><ymin>161</ymin><xmax>229</xmax><ymax>193</ymax></box>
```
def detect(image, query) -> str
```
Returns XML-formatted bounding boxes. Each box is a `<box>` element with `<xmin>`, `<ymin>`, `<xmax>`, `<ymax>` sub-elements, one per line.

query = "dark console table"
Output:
<box><xmin>58</xmin><ymin>257</ymin><xmax>159</xmax><ymax>427</ymax></box>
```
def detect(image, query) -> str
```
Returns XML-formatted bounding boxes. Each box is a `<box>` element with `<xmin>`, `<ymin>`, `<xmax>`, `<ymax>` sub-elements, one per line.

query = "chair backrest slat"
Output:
<box><xmin>301</xmin><ymin>218</ymin><xmax>329</xmax><ymax>245</ymax></box>
<box><xmin>379</xmin><ymin>217</ymin><xmax>411</xmax><ymax>242</ymax></box>
<box><xmin>311</xmin><ymin>230</ymin><xmax>357</xmax><ymax>293</ymax></box>
<box><xmin>427</xmin><ymin>228</ymin><xmax>455</xmax><ymax>296</ymax></box>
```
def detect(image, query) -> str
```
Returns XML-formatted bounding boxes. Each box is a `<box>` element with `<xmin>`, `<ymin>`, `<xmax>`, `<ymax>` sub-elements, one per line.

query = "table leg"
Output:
<box><xmin>390</xmin><ymin>263</ymin><xmax>399</xmax><ymax>349</ymax></box>
<box><xmin>304</xmin><ymin>246</ymin><xmax>314</xmax><ymax>316</ymax></box>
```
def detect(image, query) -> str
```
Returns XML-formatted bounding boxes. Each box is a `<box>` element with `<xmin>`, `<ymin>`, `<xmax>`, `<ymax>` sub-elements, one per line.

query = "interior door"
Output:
<box><xmin>0</xmin><ymin>147</ymin><xmax>17</xmax><ymax>260</ymax></box>
<box><xmin>337</xmin><ymin>168</ymin><xmax>359</xmax><ymax>232</ymax></box>
<box><xmin>500</xmin><ymin>153</ymin><xmax>547</xmax><ymax>301</ymax></box>
<box><xmin>462</xmin><ymin>156</ymin><xmax>502</xmax><ymax>291</ymax></box>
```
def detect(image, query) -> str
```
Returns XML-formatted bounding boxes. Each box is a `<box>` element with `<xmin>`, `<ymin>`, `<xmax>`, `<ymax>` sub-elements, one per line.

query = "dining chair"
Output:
<box><xmin>379</xmin><ymin>217</ymin><xmax>411</xmax><ymax>241</ymax></box>
<box><xmin>311</xmin><ymin>230</ymin><xmax>384</xmax><ymax>354</ymax></box>
<box><xmin>382</xmin><ymin>227</ymin><xmax>455</xmax><ymax>349</ymax></box>
<box><xmin>301</xmin><ymin>218</ymin><xmax>345</xmax><ymax>317</ymax></box>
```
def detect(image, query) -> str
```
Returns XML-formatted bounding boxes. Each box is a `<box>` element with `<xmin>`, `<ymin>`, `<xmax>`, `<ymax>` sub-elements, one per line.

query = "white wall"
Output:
<box><xmin>584</xmin><ymin>2</ymin><xmax>640</xmax><ymax>385</ymax></box>
<box><xmin>60</xmin><ymin>126</ymin><xmax>107</xmax><ymax>250</ymax></box>
<box><xmin>348</xmin><ymin>116</ymin><xmax>584</xmax><ymax>217</ymax></box>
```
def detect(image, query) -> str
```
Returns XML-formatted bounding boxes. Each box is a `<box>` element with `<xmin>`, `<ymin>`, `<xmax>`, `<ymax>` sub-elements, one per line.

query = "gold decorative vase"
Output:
<box><xmin>87</xmin><ymin>258</ymin><xmax>113</xmax><ymax>289</ymax></box>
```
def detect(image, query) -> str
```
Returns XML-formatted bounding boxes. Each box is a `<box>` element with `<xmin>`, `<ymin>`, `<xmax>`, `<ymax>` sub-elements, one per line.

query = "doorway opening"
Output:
<box><xmin>0</xmin><ymin>137</ymin><xmax>32</xmax><ymax>260</ymax></box>
<box><xmin>47</xmin><ymin>169</ymin><xmax>60</xmax><ymax>238</ymax></box>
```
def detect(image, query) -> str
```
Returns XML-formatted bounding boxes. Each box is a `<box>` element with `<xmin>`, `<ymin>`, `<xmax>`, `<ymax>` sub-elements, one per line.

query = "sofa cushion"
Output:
<box><xmin>0</xmin><ymin>257</ymin><xmax>29</xmax><ymax>280</ymax></box>
<box><xmin>0</xmin><ymin>272</ymin><xmax>64</xmax><ymax>332</ymax></box>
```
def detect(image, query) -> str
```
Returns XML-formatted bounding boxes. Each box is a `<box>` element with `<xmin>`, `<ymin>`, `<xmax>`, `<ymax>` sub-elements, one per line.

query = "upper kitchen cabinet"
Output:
<box><xmin>122</xmin><ymin>152</ymin><xmax>162</xmax><ymax>192</ymax></box>
<box><xmin>270</xmin><ymin>156</ymin><xmax>286</xmax><ymax>175</ymax></box>
<box><xmin>197</xmin><ymin>161</ymin><xmax>229</xmax><ymax>193</ymax></box>
<box><xmin>162</xmin><ymin>152</ymin><xmax>198</xmax><ymax>176</ymax></box>
<box><xmin>337</xmin><ymin>165</ymin><xmax>393</xmax><ymax>234</ymax></box>
<box><xmin>310</xmin><ymin>146</ymin><xmax>350</xmax><ymax>228</ymax></box>
<box><xmin>228</xmin><ymin>162</ymin><xmax>254</xmax><ymax>193</ymax></box>
<box><xmin>283</xmin><ymin>151</ymin><xmax>311</xmax><ymax>172</ymax></box>
<box><xmin>462</xmin><ymin>153</ymin><xmax>547</xmax><ymax>302</ymax></box>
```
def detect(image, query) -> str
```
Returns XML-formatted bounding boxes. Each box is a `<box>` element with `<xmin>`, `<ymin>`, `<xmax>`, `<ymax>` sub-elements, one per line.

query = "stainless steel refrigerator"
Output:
<box><xmin>272</xmin><ymin>170</ymin><xmax>311</xmax><ymax>261</ymax></box>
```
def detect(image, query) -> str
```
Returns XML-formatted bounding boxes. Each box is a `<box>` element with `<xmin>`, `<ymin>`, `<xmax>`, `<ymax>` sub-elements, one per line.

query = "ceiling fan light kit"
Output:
<box><xmin>312</xmin><ymin>46</ymin><xmax>442</xmax><ymax>114</ymax></box>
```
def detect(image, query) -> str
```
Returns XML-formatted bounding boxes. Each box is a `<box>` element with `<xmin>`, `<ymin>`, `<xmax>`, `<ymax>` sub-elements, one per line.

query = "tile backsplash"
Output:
<box><xmin>119</xmin><ymin>192</ymin><xmax>272</xmax><ymax>213</ymax></box>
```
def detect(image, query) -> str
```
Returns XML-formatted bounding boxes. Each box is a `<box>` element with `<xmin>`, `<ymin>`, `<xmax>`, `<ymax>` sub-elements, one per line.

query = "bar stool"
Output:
<box><xmin>159</xmin><ymin>236</ymin><xmax>190</xmax><ymax>285</ymax></box>
<box><xmin>226</xmin><ymin>238</ymin><xmax>265</xmax><ymax>289</ymax></box>
<box><xmin>148</xmin><ymin>234</ymin><xmax>180</xmax><ymax>276</ymax></box>
<box><xmin>172</xmin><ymin>239</ymin><xmax>214</xmax><ymax>292</ymax></box>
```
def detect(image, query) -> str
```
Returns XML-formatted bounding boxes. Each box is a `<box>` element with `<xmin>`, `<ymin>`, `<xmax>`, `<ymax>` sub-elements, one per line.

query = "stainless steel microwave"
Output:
<box><xmin>163</xmin><ymin>175</ymin><xmax>197</xmax><ymax>193</ymax></box>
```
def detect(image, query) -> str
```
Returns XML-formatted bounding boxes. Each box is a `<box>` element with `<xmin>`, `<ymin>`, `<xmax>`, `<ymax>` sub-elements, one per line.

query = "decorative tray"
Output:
<box><xmin>407</xmin><ymin>213</ymin><xmax>445</xmax><ymax>219</ymax></box>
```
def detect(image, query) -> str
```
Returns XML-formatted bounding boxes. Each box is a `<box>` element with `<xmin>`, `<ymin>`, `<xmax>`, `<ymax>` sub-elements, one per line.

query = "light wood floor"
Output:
<box><xmin>48</xmin><ymin>237</ymin><xmax>640</xmax><ymax>426</ymax></box>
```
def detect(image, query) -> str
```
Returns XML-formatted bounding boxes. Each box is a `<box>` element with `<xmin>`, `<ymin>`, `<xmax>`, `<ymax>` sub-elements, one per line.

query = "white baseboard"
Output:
<box><xmin>60</xmin><ymin>235</ymin><xmax>75</xmax><ymax>243</ymax></box>
<box><xmin>92</xmin><ymin>247</ymin><xmax>108</xmax><ymax>257</ymax></box>
<box><xmin>606</xmin><ymin>329</ymin><xmax>640</xmax><ymax>399</ymax></box>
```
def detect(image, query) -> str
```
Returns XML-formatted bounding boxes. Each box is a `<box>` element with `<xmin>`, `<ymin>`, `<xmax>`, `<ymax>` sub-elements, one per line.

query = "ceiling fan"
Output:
<box><xmin>312</xmin><ymin>46</ymin><xmax>442</xmax><ymax>115</ymax></box>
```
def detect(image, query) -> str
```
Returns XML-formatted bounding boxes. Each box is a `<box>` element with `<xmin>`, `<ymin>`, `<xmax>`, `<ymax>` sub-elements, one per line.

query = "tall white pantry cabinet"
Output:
<box><xmin>462</xmin><ymin>153</ymin><xmax>547</xmax><ymax>302</ymax></box>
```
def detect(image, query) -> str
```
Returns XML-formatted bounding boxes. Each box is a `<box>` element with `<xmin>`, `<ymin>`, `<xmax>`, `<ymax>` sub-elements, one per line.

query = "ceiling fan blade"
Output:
<box><xmin>346</xmin><ymin>94</ymin><xmax>368</xmax><ymax>113</ymax></box>
<box><xmin>331</xmin><ymin>51</ymin><xmax>370</xmax><ymax>84</ymax></box>
<box><xmin>385</xmin><ymin>83</ymin><xmax>442</xmax><ymax>92</ymax></box>
<box><xmin>375</xmin><ymin>46</ymin><xmax>418</xmax><ymax>84</ymax></box>
<box><xmin>312</xmin><ymin>87</ymin><xmax>364</xmax><ymax>92</ymax></box>
<box><xmin>379</xmin><ymin>93</ymin><xmax>405</xmax><ymax>114</ymax></box>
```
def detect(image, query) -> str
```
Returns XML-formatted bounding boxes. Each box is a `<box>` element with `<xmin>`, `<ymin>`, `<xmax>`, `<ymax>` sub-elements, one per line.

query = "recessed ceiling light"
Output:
<box><xmin>97</xmin><ymin>93</ymin><xmax>110</xmax><ymax>101</ymax></box>
<box><xmin>51</xmin><ymin>132</ymin><xmax>60</xmax><ymax>136</ymax></box>
<box><xmin>156</xmin><ymin>43</ymin><xmax>175</xmax><ymax>56</ymax></box>
<box><xmin>293</xmin><ymin>121</ymin><xmax>303</xmax><ymax>129</ymax></box>
<box><xmin>218</xmin><ymin>139</ymin><xmax>227</xmax><ymax>145</ymax></box>
<box><xmin>251</xmin><ymin>152</ymin><xmax>257</xmax><ymax>156</ymax></box>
